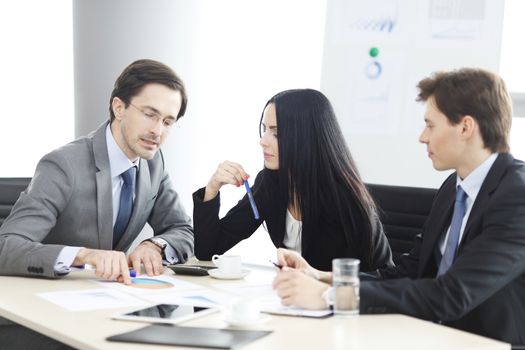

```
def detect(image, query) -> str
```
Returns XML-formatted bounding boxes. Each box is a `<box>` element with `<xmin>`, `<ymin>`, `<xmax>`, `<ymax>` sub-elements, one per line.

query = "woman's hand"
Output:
<box><xmin>276</xmin><ymin>248</ymin><xmax>333</xmax><ymax>283</ymax></box>
<box><xmin>204</xmin><ymin>161</ymin><xmax>249</xmax><ymax>201</ymax></box>
<box><xmin>276</xmin><ymin>248</ymin><xmax>310</xmax><ymax>270</ymax></box>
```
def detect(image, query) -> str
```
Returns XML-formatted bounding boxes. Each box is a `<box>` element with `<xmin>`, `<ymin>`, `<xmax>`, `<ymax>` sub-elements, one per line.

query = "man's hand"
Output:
<box><xmin>128</xmin><ymin>241</ymin><xmax>164</xmax><ymax>276</ymax></box>
<box><xmin>272</xmin><ymin>268</ymin><xmax>330</xmax><ymax>310</ymax></box>
<box><xmin>276</xmin><ymin>248</ymin><xmax>332</xmax><ymax>283</ymax></box>
<box><xmin>74</xmin><ymin>248</ymin><xmax>131</xmax><ymax>285</ymax></box>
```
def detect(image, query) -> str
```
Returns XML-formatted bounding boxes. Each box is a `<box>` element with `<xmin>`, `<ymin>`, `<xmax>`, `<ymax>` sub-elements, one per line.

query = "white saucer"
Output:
<box><xmin>223</xmin><ymin>314</ymin><xmax>271</xmax><ymax>328</ymax></box>
<box><xmin>208</xmin><ymin>268</ymin><xmax>250</xmax><ymax>280</ymax></box>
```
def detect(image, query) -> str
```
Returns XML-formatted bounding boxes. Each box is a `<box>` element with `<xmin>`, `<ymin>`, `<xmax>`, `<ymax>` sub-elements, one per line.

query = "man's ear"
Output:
<box><xmin>459</xmin><ymin>115</ymin><xmax>477</xmax><ymax>139</ymax></box>
<box><xmin>111</xmin><ymin>97</ymin><xmax>125</xmax><ymax>120</ymax></box>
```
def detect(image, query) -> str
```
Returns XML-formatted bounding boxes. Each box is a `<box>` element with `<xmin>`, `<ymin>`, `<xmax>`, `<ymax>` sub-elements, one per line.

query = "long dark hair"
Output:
<box><xmin>259</xmin><ymin>89</ymin><xmax>378</xmax><ymax>266</ymax></box>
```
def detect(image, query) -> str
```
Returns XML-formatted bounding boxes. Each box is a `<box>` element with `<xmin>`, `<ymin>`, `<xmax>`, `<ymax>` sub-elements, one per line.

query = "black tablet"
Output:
<box><xmin>112</xmin><ymin>303</ymin><xmax>218</xmax><ymax>324</ymax></box>
<box><xmin>107</xmin><ymin>324</ymin><xmax>272</xmax><ymax>349</ymax></box>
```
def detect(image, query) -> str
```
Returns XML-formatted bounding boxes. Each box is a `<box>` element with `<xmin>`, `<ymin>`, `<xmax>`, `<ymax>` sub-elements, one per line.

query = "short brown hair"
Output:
<box><xmin>109</xmin><ymin>59</ymin><xmax>187</xmax><ymax>123</ymax></box>
<box><xmin>417</xmin><ymin>68</ymin><xmax>512</xmax><ymax>153</ymax></box>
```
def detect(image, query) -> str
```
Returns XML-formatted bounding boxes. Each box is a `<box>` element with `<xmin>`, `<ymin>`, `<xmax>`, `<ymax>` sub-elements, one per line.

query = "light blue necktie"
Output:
<box><xmin>113</xmin><ymin>166</ymin><xmax>136</xmax><ymax>249</ymax></box>
<box><xmin>437</xmin><ymin>186</ymin><xmax>468</xmax><ymax>276</ymax></box>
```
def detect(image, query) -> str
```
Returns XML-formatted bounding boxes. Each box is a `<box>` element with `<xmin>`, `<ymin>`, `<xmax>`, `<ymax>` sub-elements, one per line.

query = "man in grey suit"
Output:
<box><xmin>272</xmin><ymin>68</ymin><xmax>525</xmax><ymax>346</ymax></box>
<box><xmin>0</xmin><ymin>59</ymin><xmax>194</xmax><ymax>349</ymax></box>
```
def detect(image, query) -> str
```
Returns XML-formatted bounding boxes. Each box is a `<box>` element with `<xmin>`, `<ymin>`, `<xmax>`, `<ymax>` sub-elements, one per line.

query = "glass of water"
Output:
<box><xmin>332</xmin><ymin>258</ymin><xmax>360</xmax><ymax>317</ymax></box>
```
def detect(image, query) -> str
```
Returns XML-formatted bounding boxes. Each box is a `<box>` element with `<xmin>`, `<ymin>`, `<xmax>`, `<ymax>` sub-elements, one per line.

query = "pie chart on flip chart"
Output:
<box><xmin>130</xmin><ymin>278</ymin><xmax>174</xmax><ymax>289</ymax></box>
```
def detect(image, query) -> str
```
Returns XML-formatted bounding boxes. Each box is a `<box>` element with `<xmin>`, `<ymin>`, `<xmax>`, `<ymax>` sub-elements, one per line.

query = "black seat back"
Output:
<box><xmin>0</xmin><ymin>177</ymin><xmax>31</xmax><ymax>227</ymax></box>
<box><xmin>367</xmin><ymin>183</ymin><xmax>437</xmax><ymax>264</ymax></box>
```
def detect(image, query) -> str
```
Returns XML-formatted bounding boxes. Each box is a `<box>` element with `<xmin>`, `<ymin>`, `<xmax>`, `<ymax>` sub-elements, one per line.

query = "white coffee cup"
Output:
<box><xmin>212</xmin><ymin>254</ymin><xmax>242</xmax><ymax>275</ymax></box>
<box><xmin>230</xmin><ymin>298</ymin><xmax>261</xmax><ymax>323</ymax></box>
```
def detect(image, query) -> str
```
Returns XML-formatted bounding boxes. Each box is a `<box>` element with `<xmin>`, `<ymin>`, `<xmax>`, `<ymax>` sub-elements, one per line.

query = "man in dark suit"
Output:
<box><xmin>272</xmin><ymin>68</ymin><xmax>525</xmax><ymax>346</ymax></box>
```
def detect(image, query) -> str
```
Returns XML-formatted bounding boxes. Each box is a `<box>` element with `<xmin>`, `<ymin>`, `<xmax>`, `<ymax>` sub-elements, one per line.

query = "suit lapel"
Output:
<box><xmin>92</xmin><ymin>122</ymin><xmax>114</xmax><ymax>250</ymax></box>
<box><xmin>418</xmin><ymin>175</ymin><xmax>456</xmax><ymax>276</ymax></box>
<box><xmin>114</xmin><ymin>157</ymin><xmax>152</xmax><ymax>251</ymax></box>
<box><xmin>274</xmin><ymin>196</ymin><xmax>287</xmax><ymax>248</ymax></box>
<box><xmin>459</xmin><ymin>153</ymin><xmax>512</xmax><ymax>249</ymax></box>
<box><xmin>260</xmin><ymin>171</ymin><xmax>287</xmax><ymax>248</ymax></box>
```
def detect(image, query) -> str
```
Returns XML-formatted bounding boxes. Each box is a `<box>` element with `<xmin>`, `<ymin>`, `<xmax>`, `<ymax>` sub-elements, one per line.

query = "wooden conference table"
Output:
<box><xmin>0</xmin><ymin>261</ymin><xmax>510</xmax><ymax>350</ymax></box>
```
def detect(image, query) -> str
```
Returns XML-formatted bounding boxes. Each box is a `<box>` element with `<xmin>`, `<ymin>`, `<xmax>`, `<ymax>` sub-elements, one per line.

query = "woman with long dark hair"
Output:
<box><xmin>192</xmin><ymin>89</ymin><xmax>392</xmax><ymax>271</ymax></box>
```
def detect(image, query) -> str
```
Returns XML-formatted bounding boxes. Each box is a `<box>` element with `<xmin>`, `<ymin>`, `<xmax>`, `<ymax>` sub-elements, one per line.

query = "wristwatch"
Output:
<box><xmin>145</xmin><ymin>237</ymin><xmax>167</xmax><ymax>256</ymax></box>
<box><xmin>321</xmin><ymin>287</ymin><xmax>335</xmax><ymax>308</ymax></box>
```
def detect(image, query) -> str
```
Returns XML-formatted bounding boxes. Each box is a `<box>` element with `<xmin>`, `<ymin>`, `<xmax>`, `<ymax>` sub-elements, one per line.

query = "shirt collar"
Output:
<box><xmin>456</xmin><ymin>153</ymin><xmax>498</xmax><ymax>201</ymax></box>
<box><xmin>106</xmin><ymin>124</ymin><xmax>139</xmax><ymax>178</ymax></box>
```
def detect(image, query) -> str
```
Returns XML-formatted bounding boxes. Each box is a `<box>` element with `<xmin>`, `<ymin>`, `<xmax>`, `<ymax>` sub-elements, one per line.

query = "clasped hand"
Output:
<box><xmin>272</xmin><ymin>248</ymin><xmax>333</xmax><ymax>309</ymax></box>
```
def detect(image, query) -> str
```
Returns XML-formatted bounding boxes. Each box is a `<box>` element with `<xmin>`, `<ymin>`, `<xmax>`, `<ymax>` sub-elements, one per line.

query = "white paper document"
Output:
<box><xmin>94</xmin><ymin>274</ymin><xmax>203</xmax><ymax>295</ymax></box>
<box><xmin>260</xmin><ymin>298</ymin><xmax>332</xmax><ymax>318</ymax></box>
<box><xmin>93</xmin><ymin>275</ymin><xmax>235</xmax><ymax>307</ymax></box>
<box><xmin>215</xmin><ymin>282</ymin><xmax>332</xmax><ymax>317</ymax></box>
<box><xmin>141</xmin><ymin>288</ymin><xmax>234</xmax><ymax>308</ymax></box>
<box><xmin>213</xmin><ymin>282</ymin><xmax>275</xmax><ymax>298</ymax></box>
<box><xmin>38</xmin><ymin>288</ymin><xmax>145</xmax><ymax>311</ymax></box>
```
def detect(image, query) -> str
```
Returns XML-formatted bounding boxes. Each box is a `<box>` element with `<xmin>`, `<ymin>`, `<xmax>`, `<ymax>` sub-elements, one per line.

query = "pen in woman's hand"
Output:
<box><xmin>269</xmin><ymin>260</ymin><xmax>283</xmax><ymax>270</ymax></box>
<box><xmin>244</xmin><ymin>180</ymin><xmax>260</xmax><ymax>220</ymax></box>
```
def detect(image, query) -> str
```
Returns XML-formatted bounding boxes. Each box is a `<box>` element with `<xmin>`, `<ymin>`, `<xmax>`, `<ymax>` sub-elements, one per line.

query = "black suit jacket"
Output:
<box><xmin>361</xmin><ymin>153</ymin><xmax>525</xmax><ymax>345</ymax></box>
<box><xmin>193</xmin><ymin>169</ymin><xmax>393</xmax><ymax>271</ymax></box>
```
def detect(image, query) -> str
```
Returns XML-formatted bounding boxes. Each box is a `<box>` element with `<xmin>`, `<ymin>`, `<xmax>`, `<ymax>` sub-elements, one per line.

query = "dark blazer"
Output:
<box><xmin>0</xmin><ymin>122</ymin><xmax>194</xmax><ymax>278</ymax></box>
<box><xmin>361</xmin><ymin>153</ymin><xmax>525</xmax><ymax>346</ymax></box>
<box><xmin>193</xmin><ymin>169</ymin><xmax>393</xmax><ymax>271</ymax></box>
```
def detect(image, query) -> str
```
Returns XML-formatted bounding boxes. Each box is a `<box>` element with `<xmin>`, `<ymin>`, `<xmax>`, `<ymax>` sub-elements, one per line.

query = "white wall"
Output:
<box><xmin>2</xmin><ymin>0</ymin><xmax>523</xmax><ymax>263</ymax></box>
<box><xmin>321</xmin><ymin>0</ymin><xmax>506</xmax><ymax>189</ymax></box>
<box><xmin>73</xmin><ymin>0</ymin><xmax>326</xmax><ymax>262</ymax></box>
<box><xmin>500</xmin><ymin>0</ymin><xmax>525</xmax><ymax>93</ymax></box>
<box><xmin>501</xmin><ymin>0</ymin><xmax>525</xmax><ymax>159</ymax></box>
<box><xmin>0</xmin><ymin>0</ymin><xmax>73</xmax><ymax>177</ymax></box>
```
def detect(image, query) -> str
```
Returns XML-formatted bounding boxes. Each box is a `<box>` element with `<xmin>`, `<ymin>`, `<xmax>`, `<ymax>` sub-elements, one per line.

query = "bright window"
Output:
<box><xmin>500</xmin><ymin>0</ymin><xmax>525</xmax><ymax>160</ymax></box>
<box><xmin>0</xmin><ymin>0</ymin><xmax>73</xmax><ymax>177</ymax></box>
<box><xmin>500</xmin><ymin>0</ymin><xmax>525</xmax><ymax>93</ymax></box>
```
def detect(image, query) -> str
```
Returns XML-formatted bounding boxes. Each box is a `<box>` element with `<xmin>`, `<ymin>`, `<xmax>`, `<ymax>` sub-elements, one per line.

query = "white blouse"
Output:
<box><xmin>283</xmin><ymin>209</ymin><xmax>303</xmax><ymax>254</ymax></box>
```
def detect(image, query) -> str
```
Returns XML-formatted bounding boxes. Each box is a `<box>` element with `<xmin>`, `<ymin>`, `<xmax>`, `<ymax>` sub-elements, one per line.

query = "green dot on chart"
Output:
<box><xmin>369</xmin><ymin>47</ymin><xmax>379</xmax><ymax>58</ymax></box>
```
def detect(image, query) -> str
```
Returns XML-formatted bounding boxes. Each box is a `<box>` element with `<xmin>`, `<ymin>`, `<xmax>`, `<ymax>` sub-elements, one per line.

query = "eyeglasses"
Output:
<box><xmin>129</xmin><ymin>102</ymin><xmax>177</xmax><ymax>129</ymax></box>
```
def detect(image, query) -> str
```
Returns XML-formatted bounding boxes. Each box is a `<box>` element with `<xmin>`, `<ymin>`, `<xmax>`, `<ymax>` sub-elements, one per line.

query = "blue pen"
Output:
<box><xmin>244</xmin><ymin>180</ymin><xmax>260</xmax><ymax>220</ymax></box>
<box><xmin>129</xmin><ymin>269</ymin><xmax>137</xmax><ymax>278</ymax></box>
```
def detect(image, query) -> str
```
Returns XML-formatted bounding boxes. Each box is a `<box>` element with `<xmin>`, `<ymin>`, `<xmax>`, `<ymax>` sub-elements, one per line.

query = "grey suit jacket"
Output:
<box><xmin>0</xmin><ymin>122</ymin><xmax>194</xmax><ymax>278</ymax></box>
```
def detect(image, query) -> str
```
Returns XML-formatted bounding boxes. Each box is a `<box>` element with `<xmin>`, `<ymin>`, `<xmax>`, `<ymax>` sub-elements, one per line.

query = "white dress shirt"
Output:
<box><xmin>283</xmin><ymin>209</ymin><xmax>302</xmax><ymax>254</ymax></box>
<box><xmin>439</xmin><ymin>153</ymin><xmax>498</xmax><ymax>254</ymax></box>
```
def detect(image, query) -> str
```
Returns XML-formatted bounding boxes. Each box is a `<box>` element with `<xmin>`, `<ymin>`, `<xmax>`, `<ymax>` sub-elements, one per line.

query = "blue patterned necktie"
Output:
<box><xmin>113</xmin><ymin>166</ymin><xmax>137</xmax><ymax>248</ymax></box>
<box><xmin>437</xmin><ymin>186</ymin><xmax>468</xmax><ymax>276</ymax></box>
